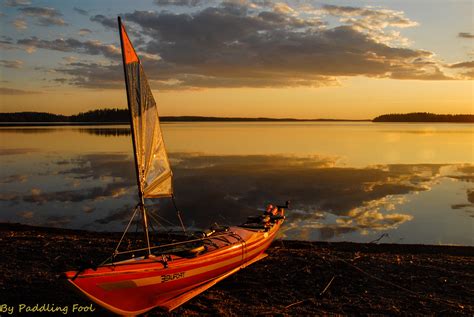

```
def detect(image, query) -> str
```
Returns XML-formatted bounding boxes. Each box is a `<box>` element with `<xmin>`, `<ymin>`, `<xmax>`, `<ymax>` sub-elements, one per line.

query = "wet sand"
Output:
<box><xmin>1</xmin><ymin>223</ymin><xmax>473</xmax><ymax>316</ymax></box>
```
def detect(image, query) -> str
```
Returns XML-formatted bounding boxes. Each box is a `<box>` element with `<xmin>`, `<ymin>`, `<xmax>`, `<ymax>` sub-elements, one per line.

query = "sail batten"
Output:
<box><xmin>119</xmin><ymin>20</ymin><xmax>173</xmax><ymax>199</ymax></box>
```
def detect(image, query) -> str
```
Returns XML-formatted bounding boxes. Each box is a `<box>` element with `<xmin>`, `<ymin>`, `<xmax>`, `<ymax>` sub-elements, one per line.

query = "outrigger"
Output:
<box><xmin>64</xmin><ymin>17</ymin><xmax>287</xmax><ymax>315</ymax></box>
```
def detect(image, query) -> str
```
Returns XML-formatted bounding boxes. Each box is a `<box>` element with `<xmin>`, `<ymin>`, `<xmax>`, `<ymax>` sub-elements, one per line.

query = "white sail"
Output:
<box><xmin>120</xmin><ymin>23</ymin><xmax>173</xmax><ymax>198</ymax></box>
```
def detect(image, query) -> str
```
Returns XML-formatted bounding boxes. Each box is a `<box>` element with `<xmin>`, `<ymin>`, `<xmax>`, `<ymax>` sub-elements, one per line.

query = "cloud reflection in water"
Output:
<box><xmin>1</xmin><ymin>151</ymin><xmax>472</xmax><ymax>243</ymax></box>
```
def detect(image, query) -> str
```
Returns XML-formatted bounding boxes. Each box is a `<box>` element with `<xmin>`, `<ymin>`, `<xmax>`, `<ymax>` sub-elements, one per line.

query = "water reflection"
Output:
<box><xmin>78</xmin><ymin>128</ymin><xmax>131</xmax><ymax>137</ymax></box>
<box><xmin>1</xmin><ymin>150</ymin><xmax>472</xmax><ymax>244</ymax></box>
<box><xmin>1</xmin><ymin>123</ymin><xmax>473</xmax><ymax>245</ymax></box>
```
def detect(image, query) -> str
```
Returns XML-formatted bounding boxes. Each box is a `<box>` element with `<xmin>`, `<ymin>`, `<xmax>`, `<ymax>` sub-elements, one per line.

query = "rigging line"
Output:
<box><xmin>150</xmin><ymin>209</ymin><xmax>179</xmax><ymax>227</ymax></box>
<box><xmin>148</xmin><ymin>213</ymin><xmax>158</xmax><ymax>234</ymax></box>
<box><xmin>147</xmin><ymin>211</ymin><xmax>166</xmax><ymax>231</ymax></box>
<box><xmin>114</xmin><ymin>204</ymin><xmax>140</xmax><ymax>255</ymax></box>
<box><xmin>135</xmin><ymin>207</ymin><xmax>141</xmax><ymax>235</ymax></box>
<box><xmin>172</xmin><ymin>194</ymin><xmax>187</xmax><ymax>235</ymax></box>
<box><xmin>114</xmin><ymin>232</ymin><xmax>241</xmax><ymax>255</ymax></box>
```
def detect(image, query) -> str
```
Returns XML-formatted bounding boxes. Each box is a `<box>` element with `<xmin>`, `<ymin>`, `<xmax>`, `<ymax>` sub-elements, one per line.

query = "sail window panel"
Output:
<box><xmin>126</xmin><ymin>62</ymin><xmax>173</xmax><ymax>198</ymax></box>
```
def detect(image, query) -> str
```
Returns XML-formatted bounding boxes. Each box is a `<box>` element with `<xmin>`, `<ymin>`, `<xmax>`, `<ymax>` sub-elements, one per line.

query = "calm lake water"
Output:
<box><xmin>1</xmin><ymin>122</ymin><xmax>473</xmax><ymax>245</ymax></box>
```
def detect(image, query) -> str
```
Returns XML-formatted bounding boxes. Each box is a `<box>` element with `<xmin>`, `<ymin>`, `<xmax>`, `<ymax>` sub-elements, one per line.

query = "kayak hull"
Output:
<box><xmin>65</xmin><ymin>222</ymin><xmax>281</xmax><ymax>315</ymax></box>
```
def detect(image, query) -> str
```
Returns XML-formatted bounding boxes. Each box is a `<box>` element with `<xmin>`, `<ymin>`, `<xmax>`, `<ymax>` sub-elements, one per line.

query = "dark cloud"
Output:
<box><xmin>0</xmin><ymin>59</ymin><xmax>23</xmax><ymax>69</ymax></box>
<box><xmin>17</xmin><ymin>37</ymin><xmax>120</xmax><ymax>59</ymax></box>
<box><xmin>90</xmin><ymin>14</ymin><xmax>116</xmax><ymax>29</ymax></box>
<box><xmin>448</xmin><ymin>61</ymin><xmax>474</xmax><ymax>68</ymax></box>
<box><xmin>0</xmin><ymin>87</ymin><xmax>40</xmax><ymax>95</ymax></box>
<box><xmin>1</xmin><ymin>174</ymin><xmax>28</xmax><ymax>184</ymax></box>
<box><xmin>61</xmin><ymin>4</ymin><xmax>449</xmax><ymax>89</ymax></box>
<box><xmin>451</xmin><ymin>203</ymin><xmax>472</xmax><ymax>210</ymax></box>
<box><xmin>73</xmin><ymin>7</ymin><xmax>88</xmax><ymax>16</ymax></box>
<box><xmin>78</xmin><ymin>28</ymin><xmax>92</xmax><ymax>36</ymax></box>
<box><xmin>0</xmin><ymin>36</ymin><xmax>13</xmax><ymax>44</ymax></box>
<box><xmin>94</xmin><ymin>205</ymin><xmax>134</xmax><ymax>225</ymax></box>
<box><xmin>59</xmin><ymin>153</ymin><xmax>435</xmax><ymax>232</ymax></box>
<box><xmin>55</xmin><ymin>62</ymin><xmax>123</xmax><ymax>89</ymax></box>
<box><xmin>3</xmin><ymin>151</ymin><xmax>455</xmax><ymax>238</ymax></box>
<box><xmin>154</xmin><ymin>0</ymin><xmax>204</xmax><ymax>6</ymax></box>
<box><xmin>458</xmin><ymin>32</ymin><xmax>474</xmax><ymax>39</ymax></box>
<box><xmin>21</xmin><ymin>180</ymin><xmax>133</xmax><ymax>205</ymax></box>
<box><xmin>468</xmin><ymin>189</ymin><xmax>474</xmax><ymax>204</ymax></box>
<box><xmin>447</xmin><ymin>61</ymin><xmax>474</xmax><ymax>79</ymax></box>
<box><xmin>44</xmin><ymin>215</ymin><xmax>75</xmax><ymax>227</ymax></box>
<box><xmin>60</xmin><ymin>154</ymin><xmax>135</xmax><ymax>180</ymax></box>
<box><xmin>3</xmin><ymin>0</ymin><xmax>30</xmax><ymax>7</ymax></box>
<box><xmin>451</xmin><ymin>189</ymin><xmax>474</xmax><ymax>217</ymax></box>
<box><xmin>18</xmin><ymin>6</ymin><xmax>67</xmax><ymax>26</ymax></box>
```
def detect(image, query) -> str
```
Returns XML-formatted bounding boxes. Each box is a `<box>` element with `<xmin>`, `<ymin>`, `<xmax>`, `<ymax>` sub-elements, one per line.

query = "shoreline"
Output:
<box><xmin>1</xmin><ymin>120</ymin><xmax>473</xmax><ymax>127</ymax></box>
<box><xmin>0</xmin><ymin>119</ymin><xmax>371</xmax><ymax>127</ymax></box>
<box><xmin>1</xmin><ymin>223</ymin><xmax>473</xmax><ymax>315</ymax></box>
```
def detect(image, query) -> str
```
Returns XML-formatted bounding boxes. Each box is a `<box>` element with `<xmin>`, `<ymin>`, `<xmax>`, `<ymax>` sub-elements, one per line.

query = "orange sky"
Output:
<box><xmin>0</xmin><ymin>1</ymin><xmax>473</xmax><ymax>119</ymax></box>
<box><xmin>1</xmin><ymin>78</ymin><xmax>472</xmax><ymax>119</ymax></box>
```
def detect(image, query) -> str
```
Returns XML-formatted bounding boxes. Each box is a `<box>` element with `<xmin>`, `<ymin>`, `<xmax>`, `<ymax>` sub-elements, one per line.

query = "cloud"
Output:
<box><xmin>0</xmin><ymin>36</ymin><xmax>13</xmax><ymax>44</ymax></box>
<box><xmin>71</xmin><ymin>153</ymin><xmax>438</xmax><ymax>235</ymax></box>
<box><xmin>78</xmin><ymin>28</ymin><xmax>92</xmax><ymax>36</ymax></box>
<box><xmin>90</xmin><ymin>14</ymin><xmax>116</xmax><ymax>29</ymax></box>
<box><xmin>44</xmin><ymin>215</ymin><xmax>75</xmax><ymax>227</ymax></box>
<box><xmin>73</xmin><ymin>7</ymin><xmax>88</xmax><ymax>16</ymax></box>
<box><xmin>1</xmin><ymin>174</ymin><xmax>28</xmax><ymax>183</ymax></box>
<box><xmin>12</xmin><ymin>18</ymin><xmax>27</xmax><ymax>30</ymax></box>
<box><xmin>322</xmin><ymin>5</ymin><xmax>418</xmax><ymax>29</ymax></box>
<box><xmin>55</xmin><ymin>62</ymin><xmax>123</xmax><ymax>89</ymax></box>
<box><xmin>19</xmin><ymin>3</ymin><xmax>452</xmax><ymax>90</ymax></box>
<box><xmin>154</xmin><ymin>0</ymin><xmax>204</xmax><ymax>5</ymax></box>
<box><xmin>448</xmin><ymin>61</ymin><xmax>474</xmax><ymax>68</ymax></box>
<box><xmin>468</xmin><ymin>189</ymin><xmax>474</xmax><ymax>203</ymax></box>
<box><xmin>62</xmin><ymin>56</ymin><xmax>77</xmax><ymax>63</ymax></box>
<box><xmin>451</xmin><ymin>189</ymin><xmax>474</xmax><ymax>217</ymax></box>
<box><xmin>2</xmin><ymin>152</ymin><xmax>452</xmax><ymax>235</ymax></box>
<box><xmin>0</xmin><ymin>59</ymin><xmax>24</xmax><ymax>69</ymax></box>
<box><xmin>320</xmin><ymin>4</ymin><xmax>420</xmax><ymax>48</ymax></box>
<box><xmin>458</xmin><ymin>32</ymin><xmax>474</xmax><ymax>39</ymax></box>
<box><xmin>22</xmin><ymin>181</ymin><xmax>132</xmax><ymax>205</ymax></box>
<box><xmin>17</xmin><ymin>210</ymin><xmax>34</xmax><ymax>219</ymax></box>
<box><xmin>62</xmin><ymin>4</ymin><xmax>449</xmax><ymax>90</ymax></box>
<box><xmin>0</xmin><ymin>87</ymin><xmax>40</xmax><ymax>95</ymax></box>
<box><xmin>447</xmin><ymin>61</ymin><xmax>474</xmax><ymax>79</ymax></box>
<box><xmin>18</xmin><ymin>6</ymin><xmax>67</xmax><ymax>26</ymax></box>
<box><xmin>17</xmin><ymin>37</ymin><xmax>120</xmax><ymax>59</ymax></box>
<box><xmin>94</xmin><ymin>205</ymin><xmax>134</xmax><ymax>225</ymax></box>
<box><xmin>3</xmin><ymin>0</ymin><xmax>30</xmax><ymax>7</ymax></box>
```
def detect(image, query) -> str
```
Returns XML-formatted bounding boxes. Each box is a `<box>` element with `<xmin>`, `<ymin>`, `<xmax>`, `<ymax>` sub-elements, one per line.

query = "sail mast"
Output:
<box><xmin>117</xmin><ymin>16</ymin><xmax>151</xmax><ymax>255</ymax></box>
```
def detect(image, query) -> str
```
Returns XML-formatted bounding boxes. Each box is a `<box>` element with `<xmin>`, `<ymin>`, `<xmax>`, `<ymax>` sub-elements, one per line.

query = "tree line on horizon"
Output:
<box><xmin>0</xmin><ymin>108</ymin><xmax>363</xmax><ymax>122</ymax></box>
<box><xmin>373</xmin><ymin>112</ymin><xmax>474</xmax><ymax>123</ymax></box>
<box><xmin>0</xmin><ymin>109</ymin><xmax>472</xmax><ymax>123</ymax></box>
<box><xmin>0</xmin><ymin>109</ymin><xmax>129</xmax><ymax>123</ymax></box>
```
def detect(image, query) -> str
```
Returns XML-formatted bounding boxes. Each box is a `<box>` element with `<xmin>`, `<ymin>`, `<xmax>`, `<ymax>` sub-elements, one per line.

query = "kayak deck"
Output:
<box><xmin>65</xmin><ymin>221</ymin><xmax>282</xmax><ymax>315</ymax></box>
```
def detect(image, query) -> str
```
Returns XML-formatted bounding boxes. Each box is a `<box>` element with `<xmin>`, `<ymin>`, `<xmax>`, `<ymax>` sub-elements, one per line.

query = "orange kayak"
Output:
<box><xmin>65</xmin><ymin>220</ymin><xmax>283</xmax><ymax>315</ymax></box>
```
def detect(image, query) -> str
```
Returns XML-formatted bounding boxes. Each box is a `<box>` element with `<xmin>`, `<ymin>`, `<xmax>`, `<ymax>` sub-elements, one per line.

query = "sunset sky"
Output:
<box><xmin>0</xmin><ymin>0</ymin><xmax>472</xmax><ymax>119</ymax></box>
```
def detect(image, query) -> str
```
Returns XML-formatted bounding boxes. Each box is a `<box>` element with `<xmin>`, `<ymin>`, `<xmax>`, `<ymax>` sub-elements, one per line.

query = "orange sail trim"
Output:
<box><xmin>120</xmin><ymin>24</ymin><xmax>139</xmax><ymax>64</ymax></box>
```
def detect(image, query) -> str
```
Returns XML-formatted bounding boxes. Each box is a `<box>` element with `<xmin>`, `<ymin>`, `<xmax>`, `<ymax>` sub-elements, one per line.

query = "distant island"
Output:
<box><xmin>0</xmin><ymin>109</ymin><xmax>368</xmax><ymax>124</ymax></box>
<box><xmin>0</xmin><ymin>109</ymin><xmax>472</xmax><ymax>125</ymax></box>
<box><xmin>373</xmin><ymin>112</ymin><xmax>474</xmax><ymax>123</ymax></box>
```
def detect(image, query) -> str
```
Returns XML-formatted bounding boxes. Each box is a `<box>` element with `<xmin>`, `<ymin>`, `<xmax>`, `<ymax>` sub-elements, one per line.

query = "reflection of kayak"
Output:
<box><xmin>65</xmin><ymin>221</ymin><xmax>283</xmax><ymax>315</ymax></box>
<box><xmin>64</xmin><ymin>17</ymin><xmax>286</xmax><ymax>315</ymax></box>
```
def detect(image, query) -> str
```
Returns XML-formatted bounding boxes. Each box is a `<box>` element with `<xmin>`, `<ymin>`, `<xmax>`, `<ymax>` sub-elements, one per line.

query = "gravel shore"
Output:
<box><xmin>1</xmin><ymin>223</ymin><xmax>473</xmax><ymax>316</ymax></box>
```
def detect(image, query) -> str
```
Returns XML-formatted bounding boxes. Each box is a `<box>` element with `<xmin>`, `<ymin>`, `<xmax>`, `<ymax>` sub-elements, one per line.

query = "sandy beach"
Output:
<box><xmin>1</xmin><ymin>223</ymin><xmax>472</xmax><ymax>316</ymax></box>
